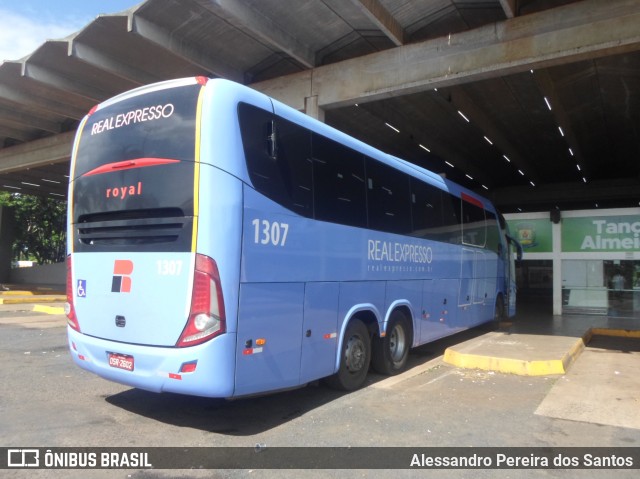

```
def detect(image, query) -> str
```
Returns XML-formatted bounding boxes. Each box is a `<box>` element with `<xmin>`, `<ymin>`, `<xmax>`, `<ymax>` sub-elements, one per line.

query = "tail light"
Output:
<box><xmin>65</xmin><ymin>256</ymin><xmax>81</xmax><ymax>332</ymax></box>
<box><xmin>176</xmin><ymin>254</ymin><xmax>226</xmax><ymax>347</ymax></box>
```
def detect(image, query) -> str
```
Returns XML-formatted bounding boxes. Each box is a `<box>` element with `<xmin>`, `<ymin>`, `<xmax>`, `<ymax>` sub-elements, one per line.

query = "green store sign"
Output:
<box><xmin>507</xmin><ymin>219</ymin><xmax>552</xmax><ymax>253</ymax></box>
<box><xmin>562</xmin><ymin>216</ymin><xmax>640</xmax><ymax>252</ymax></box>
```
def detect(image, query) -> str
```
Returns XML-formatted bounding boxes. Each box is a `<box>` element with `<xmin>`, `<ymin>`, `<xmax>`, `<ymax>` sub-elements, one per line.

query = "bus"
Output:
<box><xmin>66</xmin><ymin>77</ymin><xmax>521</xmax><ymax>398</ymax></box>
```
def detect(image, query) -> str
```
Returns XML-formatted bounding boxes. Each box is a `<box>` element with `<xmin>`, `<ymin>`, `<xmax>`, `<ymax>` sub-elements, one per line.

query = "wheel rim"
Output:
<box><xmin>345</xmin><ymin>335</ymin><xmax>366</xmax><ymax>373</ymax></box>
<box><xmin>389</xmin><ymin>324</ymin><xmax>406</xmax><ymax>364</ymax></box>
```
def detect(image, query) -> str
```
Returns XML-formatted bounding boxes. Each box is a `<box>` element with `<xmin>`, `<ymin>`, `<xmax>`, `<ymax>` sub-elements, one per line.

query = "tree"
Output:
<box><xmin>0</xmin><ymin>192</ymin><xmax>67</xmax><ymax>265</ymax></box>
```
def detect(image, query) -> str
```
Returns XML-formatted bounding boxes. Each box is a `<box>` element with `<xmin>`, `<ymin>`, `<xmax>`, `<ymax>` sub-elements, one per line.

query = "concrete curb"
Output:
<box><xmin>443</xmin><ymin>327</ymin><xmax>640</xmax><ymax>377</ymax></box>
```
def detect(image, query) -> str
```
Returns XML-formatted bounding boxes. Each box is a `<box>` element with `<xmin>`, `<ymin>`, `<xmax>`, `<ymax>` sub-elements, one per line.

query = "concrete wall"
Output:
<box><xmin>9</xmin><ymin>262</ymin><xmax>65</xmax><ymax>289</ymax></box>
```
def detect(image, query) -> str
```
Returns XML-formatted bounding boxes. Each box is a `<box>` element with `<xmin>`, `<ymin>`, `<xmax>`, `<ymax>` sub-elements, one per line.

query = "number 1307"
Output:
<box><xmin>252</xmin><ymin>219</ymin><xmax>289</xmax><ymax>247</ymax></box>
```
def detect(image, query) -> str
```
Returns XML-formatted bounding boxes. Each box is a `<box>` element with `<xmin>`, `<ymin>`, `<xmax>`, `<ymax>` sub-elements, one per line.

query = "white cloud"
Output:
<box><xmin>0</xmin><ymin>9</ymin><xmax>87</xmax><ymax>63</ymax></box>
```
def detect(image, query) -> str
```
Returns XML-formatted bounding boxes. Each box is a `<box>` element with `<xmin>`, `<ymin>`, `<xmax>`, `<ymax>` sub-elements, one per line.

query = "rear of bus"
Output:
<box><xmin>66</xmin><ymin>77</ymin><xmax>239</xmax><ymax>397</ymax></box>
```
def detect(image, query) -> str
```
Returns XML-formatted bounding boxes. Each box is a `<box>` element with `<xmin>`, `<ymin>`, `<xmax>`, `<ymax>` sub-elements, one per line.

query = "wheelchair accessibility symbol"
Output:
<box><xmin>77</xmin><ymin>279</ymin><xmax>87</xmax><ymax>298</ymax></box>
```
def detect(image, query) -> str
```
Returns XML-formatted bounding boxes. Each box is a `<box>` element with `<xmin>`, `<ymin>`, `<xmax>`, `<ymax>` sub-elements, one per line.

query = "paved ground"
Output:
<box><xmin>1</xmin><ymin>301</ymin><xmax>639</xmax><ymax>479</ymax></box>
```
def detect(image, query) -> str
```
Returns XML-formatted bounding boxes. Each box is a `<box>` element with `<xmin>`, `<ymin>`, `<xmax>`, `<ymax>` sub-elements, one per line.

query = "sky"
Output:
<box><xmin>0</xmin><ymin>0</ymin><xmax>144</xmax><ymax>62</ymax></box>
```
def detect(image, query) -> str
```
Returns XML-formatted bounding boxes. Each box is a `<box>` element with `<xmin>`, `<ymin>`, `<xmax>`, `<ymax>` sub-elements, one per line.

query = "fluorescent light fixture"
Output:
<box><xmin>544</xmin><ymin>97</ymin><xmax>552</xmax><ymax>110</ymax></box>
<box><xmin>503</xmin><ymin>155</ymin><xmax>510</xmax><ymax>162</ymax></box>
<box><xmin>484</xmin><ymin>136</ymin><xmax>493</xmax><ymax>145</ymax></box>
<box><xmin>530</xmin><ymin>181</ymin><xmax>536</xmax><ymax>187</ymax></box>
<box><xmin>50</xmin><ymin>193</ymin><xmax>65</xmax><ymax>197</ymax></box>
<box><xmin>385</xmin><ymin>123</ymin><xmax>400</xmax><ymax>133</ymax></box>
<box><xmin>21</xmin><ymin>182</ymin><xmax>40</xmax><ymax>187</ymax></box>
<box><xmin>457</xmin><ymin>111</ymin><xmax>470</xmax><ymax>122</ymax></box>
<box><xmin>3</xmin><ymin>185</ymin><xmax>21</xmax><ymax>190</ymax></box>
<box><xmin>482</xmin><ymin>185</ymin><xmax>489</xmax><ymax>190</ymax></box>
<box><xmin>41</xmin><ymin>178</ymin><xmax>61</xmax><ymax>184</ymax></box>
<box><xmin>445</xmin><ymin>161</ymin><xmax>454</xmax><ymax>168</ymax></box>
<box><xmin>569</xmin><ymin>148</ymin><xmax>574</xmax><ymax>156</ymax></box>
<box><xmin>576</xmin><ymin>164</ymin><xmax>581</xmax><ymax>171</ymax></box>
<box><xmin>558</xmin><ymin>126</ymin><xmax>564</xmax><ymax>137</ymax></box>
<box><xmin>583</xmin><ymin>177</ymin><xmax>587</xmax><ymax>183</ymax></box>
<box><xmin>465</xmin><ymin>174</ymin><xmax>473</xmax><ymax>180</ymax></box>
<box><xmin>419</xmin><ymin>144</ymin><xmax>430</xmax><ymax>152</ymax></box>
<box><xmin>518</xmin><ymin>170</ymin><xmax>524</xmax><ymax>176</ymax></box>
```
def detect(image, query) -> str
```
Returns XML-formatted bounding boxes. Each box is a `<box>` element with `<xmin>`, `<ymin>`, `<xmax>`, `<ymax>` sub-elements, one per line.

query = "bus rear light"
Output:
<box><xmin>65</xmin><ymin>256</ymin><xmax>81</xmax><ymax>332</ymax></box>
<box><xmin>176</xmin><ymin>254</ymin><xmax>226</xmax><ymax>347</ymax></box>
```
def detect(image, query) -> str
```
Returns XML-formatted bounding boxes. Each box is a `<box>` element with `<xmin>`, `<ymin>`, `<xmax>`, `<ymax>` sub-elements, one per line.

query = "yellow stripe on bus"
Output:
<box><xmin>192</xmin><ymin>85</ymin><xmax>206</xmax><ymax>252</ymax></box>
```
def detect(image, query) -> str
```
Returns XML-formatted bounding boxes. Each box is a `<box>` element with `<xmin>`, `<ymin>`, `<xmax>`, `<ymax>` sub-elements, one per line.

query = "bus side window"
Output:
<box><xmin>238</xmin><ymin>103</ymin><xmax>313</xmax><ymax>217</ymax></box>
<box><xmin>462</xmin><ymin>199</ymin><xmax>486</xmax><ymax>247</ymax></box>
<box><xmin>410</xmin><ymin>178</ymin><xmax>445</xmax><ymax>241</ymax></box>
<box><xmin>312</xmin><ymin>134</ymin><xmax>367</xmax><ymax>228</ymax></box>
<box><xmin>367</xmin><ymin>158</ymin><xmax>412</xmax><ymax>234</ymax></box>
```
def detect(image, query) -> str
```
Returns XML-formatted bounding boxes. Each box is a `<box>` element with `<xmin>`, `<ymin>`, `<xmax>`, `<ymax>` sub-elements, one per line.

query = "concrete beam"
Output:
<box><xmin>193</xmin><ymin>0</ymin><xmax>316</xmax><ymax>68</ymax></box>
<box><xmin>0</xmin><ymin>132</ymin><xmax>73</xmax><ymax>174</ymax></box>
<box><xmin>127</xmin><ymin>10</ymin><xmax>244</xmax><ymax>83</ymax></box>
<box><xmin>69</xmin><ymin>41</ymin><xmax>152</xmax><ymax>86</ymax></box>
<box><xmin>252</xmin><ymin>0</ymin><xmax>640</xmax><ymax>110</ymax></box>
<box><xmin>350</xmin><ymin>0</ymin><xmax>405</xmax><ymax>46</ymax></box>
<box><xmin>498</xmin><ymin>0</ymin><xmax>517</xmax><ymax>19</ymax></box>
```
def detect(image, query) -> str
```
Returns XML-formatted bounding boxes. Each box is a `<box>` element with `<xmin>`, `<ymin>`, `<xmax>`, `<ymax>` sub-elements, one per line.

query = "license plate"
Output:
<box><xmin>108</xmin><ymin>352</ymin><xmax>134</xmax><ymax>372</ymax></box>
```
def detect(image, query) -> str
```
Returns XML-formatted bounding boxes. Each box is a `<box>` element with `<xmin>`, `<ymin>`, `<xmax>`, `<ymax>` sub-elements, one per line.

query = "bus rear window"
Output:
<box><xmin>74</xmin><ymin>84</ymin><xmax>201</xmax><ymax>179</ymax></box>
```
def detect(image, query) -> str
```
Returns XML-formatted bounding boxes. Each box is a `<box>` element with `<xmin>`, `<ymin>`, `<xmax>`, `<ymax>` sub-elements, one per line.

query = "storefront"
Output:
<box><xmin>505</xmin><ymin>208</ymin><xmax>640</xmax><ymax>318</ymax></box>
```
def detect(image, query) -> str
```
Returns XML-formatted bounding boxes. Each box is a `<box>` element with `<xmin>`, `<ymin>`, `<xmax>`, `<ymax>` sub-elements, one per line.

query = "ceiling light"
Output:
<box><xmin>530</xmin><ymin>181</ymin><xmax>536</xmax><ymax>187</ymax></box>
<box><xmin>21</xmin><ymin>182</ymin><xmax>40</xmax><ymax>187</ymax></box>
<box><xmin>544</xmin><ymin>97</ymin><xmax>552</xmax><ymax>110</ymax></box>
<box><xmin>518</xmin><ymin>170</ymin><xmax>524</xmax><ymax>176</ymax></box>
<box><xmin>465</xmin><ymin>174</ymin><xmax>473</xmax><ymax>180</ymax></box>
<box><xmin>569</xmin><ymin>148</ymin><xmax>574</xmax><ymax>156</ymax></box>
<box><xmin>457</xmin><ymin>111</ymin><xmax>470</xmax><ymax>122</ymax></box>
<box><xmin>583</xmin><ymin>177</ymin><xmax>587</xmax><ymax>183</ymax></box>
<box><xmin>49</xmin><ymin>193</ymin><xmax>65</xmax><ymax>197</ymax></box>
<box><xmin>482</xmin><ymin>185</ymin><xmax>488</xmax><ymax>190</ymax></box>
<box><xmin>503</xmin><ymin>155</ymin><xmax>510</xmax><ymax>163</ymax></box>
<box><xmin>41</xmin><ymin>178</ymin><xmax>61</xmax><ymax>184</ymax></box>
<box><xmin>419</xmin><ymin>144</ymin><xmax>430</xmax><ymax>152</ymax></box>
<box><xmin>558</xmin><ymin>126</ymin><xmax>564</xmax><ymax>137</ymax></box>
<box><xmin>484</xmin><ymin>136</ymin><xmax>493</xmax><ymax>145</ymax></box>
<box><xmin>445</xmin><ymin>161</ymin><xmax>454</xmax><ymax>168</ymax></box>
<box><xmin>385</xmin><ymin>123</ymin><xmax>400</xmax><ymax>133</ymax></box>
<box><xmin>3</xmin><ymin>185</ymin><xmax>21</xmax><ymax>190</ymax></box>
<box><xmin>576</xmin><ymin>164</ymin><xmax>581</xmax><ymax>171</ymax></box>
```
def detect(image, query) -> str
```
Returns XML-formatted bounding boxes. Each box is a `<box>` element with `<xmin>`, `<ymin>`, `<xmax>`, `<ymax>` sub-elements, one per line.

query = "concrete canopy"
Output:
<box><xmin>0</xmin><ymin>0</ymin><xmax>639</xmax><ymax>213</ymax></box>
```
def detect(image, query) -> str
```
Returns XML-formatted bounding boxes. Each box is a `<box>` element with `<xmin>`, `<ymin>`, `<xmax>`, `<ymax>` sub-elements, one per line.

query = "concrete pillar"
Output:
<box><xmin>0</xmin><ymin>206</ymin><xmax>15</xmax><ymax>283</ymax></box>
<box><xmin>552</xmin><ymin>220</ymin><xmax>563</xmax><ymax>316</ymax></box>
<box><xmin>304</xmin><ymin>95</ymin><xmax>325</xmax><ymax>122</ymax></box>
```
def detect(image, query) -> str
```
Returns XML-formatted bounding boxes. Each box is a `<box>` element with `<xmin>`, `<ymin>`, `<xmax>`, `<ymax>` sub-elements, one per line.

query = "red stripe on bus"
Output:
<box><xmin>461</xmin><ymin>192</ymin><xmax>483</xmax><ymax>209</ymax></box>
<box><xmin>82</xmin><ymin>158</ymin><xmax>180</xmax><ymax>177</ymax></box>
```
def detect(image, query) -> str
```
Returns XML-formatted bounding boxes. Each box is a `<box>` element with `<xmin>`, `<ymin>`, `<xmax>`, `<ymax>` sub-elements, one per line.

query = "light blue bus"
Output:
<box><xmin>66</xmin><ymin>77</ymin><xmax>521</xmax><ymax>398</ymax></box>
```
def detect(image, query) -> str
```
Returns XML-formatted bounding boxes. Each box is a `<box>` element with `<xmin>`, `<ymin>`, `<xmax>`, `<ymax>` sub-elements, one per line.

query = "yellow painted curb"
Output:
<box><xmin>33</xmin><ymin>304</ymin><xmax>66</xmax><ymax>315</ymax></box>
<box><xmin>444</xmin><ymin>327</ymin><xmax>640</xmax><ymax>377</ymax></box>
<box><xmin>443</xmin><ymin>336</ymin><xmax>587</xmax><ymax>377</ymax></box>
<box><xmin>0</xmin><ymin>295</ymin><xmax>66</xmax><ymax>304</ymax></box>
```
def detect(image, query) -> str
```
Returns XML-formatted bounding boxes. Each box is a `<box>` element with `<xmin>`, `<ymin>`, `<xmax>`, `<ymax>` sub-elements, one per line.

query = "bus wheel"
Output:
<box><xmin>372</xmin><ymin>310</ymin><xmax>411</xmax><ymax>375</ymax></box>
<box><xmin>325</xmin><ymin>319</ymin><xmax>371</xmax><ymax>391</ymax></box>
<box><xmin>485</xmin><ymin>296</ymin><xmax>504</xmax><ymax>331</ymax></box>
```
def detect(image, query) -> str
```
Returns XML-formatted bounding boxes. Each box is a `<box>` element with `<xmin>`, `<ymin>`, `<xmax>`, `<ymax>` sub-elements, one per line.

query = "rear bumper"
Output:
<box><xmin>67</xmin><ymin>327</ymin><xmax>236</xmax><ymax>398</ymax></box>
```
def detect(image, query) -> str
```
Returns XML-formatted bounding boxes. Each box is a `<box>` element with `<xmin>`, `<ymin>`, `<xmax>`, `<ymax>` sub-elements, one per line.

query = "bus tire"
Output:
<box><xmin>372</xmin><ymin>310</ymin><xmax>411</xmax><ymax>376</ymax></box>
<box><xmin>325</xmin><ymin>319</ymin><xmax>371</xmax><ymax>391</ymax></box>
